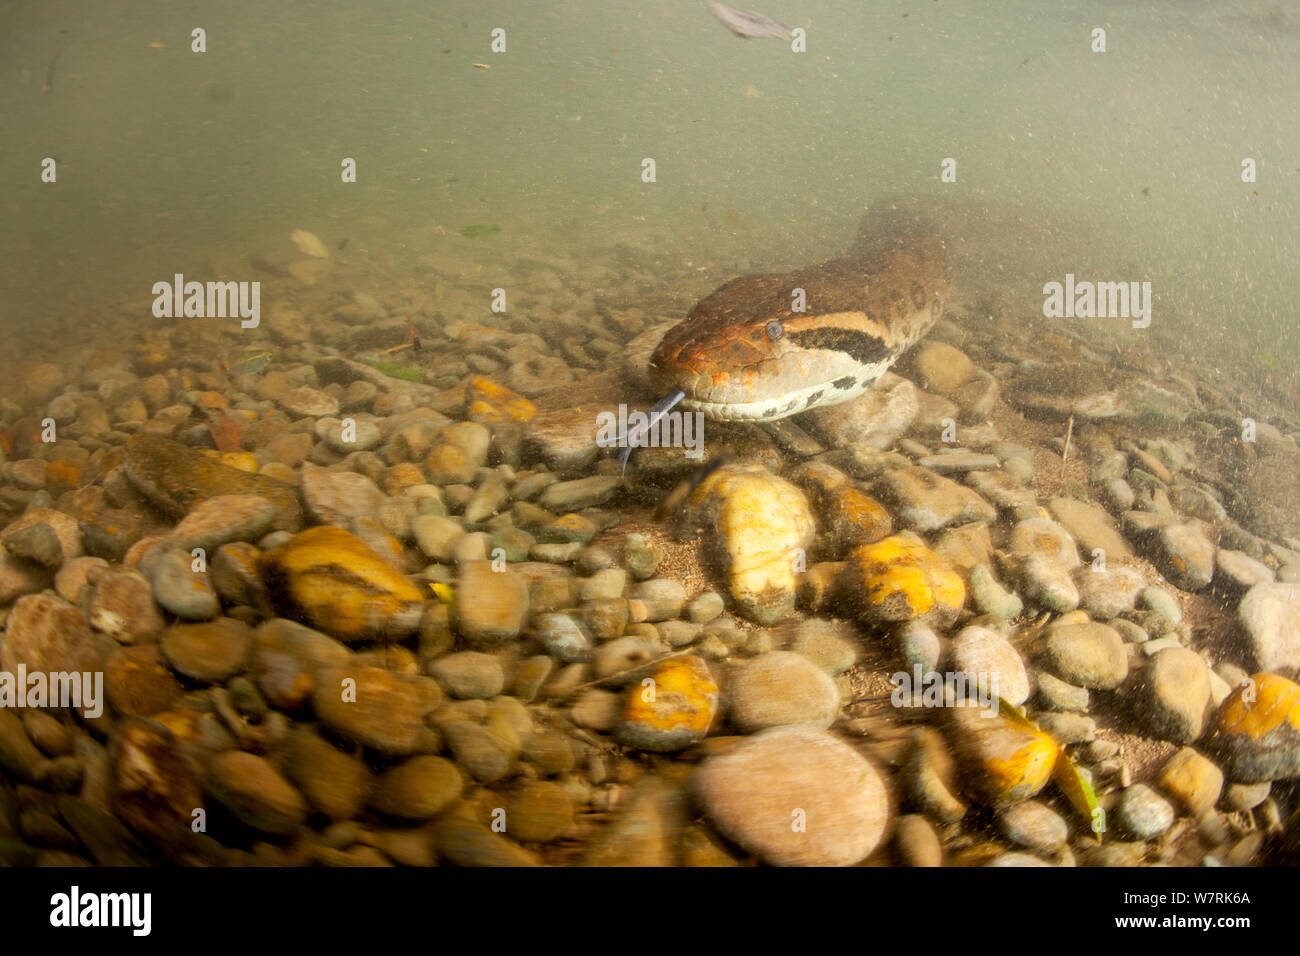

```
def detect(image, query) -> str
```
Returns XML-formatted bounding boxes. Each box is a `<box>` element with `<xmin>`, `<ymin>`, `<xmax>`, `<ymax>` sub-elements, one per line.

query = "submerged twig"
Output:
<box><xmin>1060</xmin><ymin>414</ymin><xmax>1074</xmax><ymax>478</ymax></box>
<box><xmin>563</xmin><ymin>649</ymin><xmax>691</xmax><ymax>698</ymax></box>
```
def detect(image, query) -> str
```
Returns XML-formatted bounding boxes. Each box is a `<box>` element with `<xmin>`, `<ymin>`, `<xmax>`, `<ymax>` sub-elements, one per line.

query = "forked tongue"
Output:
<box><xmin>616</xmin><ymin>388</ymin><xmax>686</xmax><ymax>477</ymax></box>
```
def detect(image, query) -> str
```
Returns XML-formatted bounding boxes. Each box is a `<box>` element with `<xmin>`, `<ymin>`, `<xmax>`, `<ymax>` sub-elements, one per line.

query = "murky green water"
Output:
<box><xmin>2</xmin><ymin>0</ymin><xmax>1298</xmax><ymax>381</ymax></box>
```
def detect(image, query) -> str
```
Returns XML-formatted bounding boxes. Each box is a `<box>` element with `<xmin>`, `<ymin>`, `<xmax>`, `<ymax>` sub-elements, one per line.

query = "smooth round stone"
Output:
<box><xmin>580</xmin><ymin>598</ymin><xmax>630</xmax><ymax>641</ymax></box>
<box><xmin>1238</xmin><ymin>582</ymin><xmax>1300</xmax><ymax>673</ymax></box>
<box><xmin>894</xmin><ymin>813</ymin><xmax>942</xmax><ymax>867</ymax></box>
<box><xmin>505</xmin><ymin>780</ymin><xmax>576</xmax><ymax>843</ymax></box>
<box><xmin>656</xmin><ymin>619</ymin><xmax>701</xmax><ymax>648</ymax></box>
<box><xmin>998</xmin><ymin>799</ymin><xmax>1069</xmax><ymax>852</ymax></box>
<box><xmin>727</xmin><ymin>651</ymin><xmax>840</xmax><ymax>732</ymax></box>
<box><xmin>279</xmin><ymin>386</ymin><xmax>339</xmax><ymax>418</ymax></box>
<box><xmin>592</xmin><ymin>636</ymin><xmax>657</xmax><ymax>684</ymax></box>
<box><xmin>617</xmin><ymin>655</ymin><xmax>719</xmax><ymax>752</ymax></box>
<box><xmin>1084</xmin><ymin>842</ymin><xmax>1146</xmax><ymax>867</ymax></box>
<box><xmin>621</xmin><ymin>533</ymin><xmax>662</xmax><ymax>580</ymax></box>
<box><xmin>204</xmin><ymin>750</ymin><xmax>306</xmax><ymax>835</ymax></box>
<box><xmin>521</xmin><ymin>730</ymin><xmax>577</xmax><ymax>775</ymax></box>
<box><xmin>150</xmin><ymin>548</ymin><xmax>220</xmax><ymax>620</ymax></box>
<box><xmin>506</xmin><ymin>650</ymin><xmax>548</xmax><ymax>702</ymax></box>
<box><xmin>1075</xmin><ymin>565</ymin><xmax>1144</xmax><ymax>620</ymax></box>
<box><xmin>571</xmin><ymin>688</ymin><xmax>621</xmax><ymax>732</ymax></box>
<box><xmin>694</xmin><ymin>726</ymin><xmax>890</xmax><ymax>867</ymax></box>
<box><xmin>428</xmin><ymin>651</ymin><xmax>505</xmax><ymax>699</ymax></box>
<box><xmin>210</xmin><ymin>542</ymin><xmax>267</xmax><ymax>607</ymax></box>
<box><xmin>1139</xmin><ymin>586</ymin><xmax>1182</xmax><ymax>624</ymax></box>
<box><xmin>455</xmin><ymin>561</ymin><xmax>528</xmax><ymax>647</ymax></box>
<box><xmin>299</xmin><ymin>462</ymin><xmax>385</xmax><ymax>525</ymax></box>
<box><xmin>312</xmin><ymin>665</ymin><xmax>425</xmax><ymax>756</ymax></box>
<box><xmin>1035</xmin><ymin>672</ymin><xmax>1089</xmax><ymax>712</ymax></box>
<box><xmin>535</xmin><ymin>612</ymin><xmax>593</xmax><ymax>663</ymax></box>
<box><xmin>1141</xmin><ymin>647</ymin><xmax>1211</xmax><ymax>744</ymax></box>
<box><xmin>432</xmin><ymin>805</ymin><xmax>541</xmax><ymax>867</ymax></box>
<box><xmin>530</xmin><ymin>541</ymin><xmax>583</xmax><ymax>564</ymax></box>
<box><xmin>377</xmin><ymin>496</ymin><xmax>418</xmax><ymax>541</ymax></box>
<box><xmin>287</xmin><ymin>727</ymin><xmax>373</xmax><ymax>821</ymax></box>
<box><xmin>1084</xmin><ymin>738</ymin><xmax>1118</xmax><ymax>762</ymax></box>
<box><xmin>1216</xmin><ymin>549</ymin><xmax>1274</xmax><ymax>589</ymax></box>
<box><xmin>1223</xmin><ymin>781</ymin><xmax>1270</xmax><ymax>812</ymax></box>
<box><xmin>1101</xmin><ymin>478</ymin><xmax>1136</xmax><ymax>512</ymax></box>
<box><xmin>1156</xmin><ymin>747</ymin><xmax>1224</xmax><ymax>816</ymax></box>
<box><xmin>1116</xmin><ymin>783</ymin><xmax>1175</xmax><ymax>840</ymax></box>
<box><xmin>950</xmin><ymin>704</ymin><xmax>1057</xmax><ymax>807</ymax></box>
<box><xmin>685</xmin><ymin>591</ymin><xmax>725</xmax><ymax>625</ymax></box>
<box><xmin>632</xmin><ymin>578</ymin><xmax>687</xmax><ymax>622</ymax></box>
<box><xmin>443</xmin><ymin>720</ymin><xmax>512</xmax><ymax>782</ymax></box>
<box><xmin>3</xmin><ymin>522</ymin><xmax>63</xmax><ymax>567</ymax></box>
<box><xmin>1111</xmin><ymin>619</ymin><xmax>1150</xmax><ymax>644</ymax></box>
<box><xmin>53</xmin><ymin>555</ymin><xmax>108</xmax><ymax>603</ymax></box>
<box><xmin>260</xmin><ymin>526</ymin><xmax>425</xmax><ymax>642</ymax></box>
<box><xmin>104</xmin><ymin>644</ymin><xmax>184</xmax><ymax>717</ymax></box>
<box><xmin>580</xmin><ymin>567</ymin><xmax>628</xmax><ymax>602</ymax></box>
<box><xmin>1035</xmin><ymin>712</ymin><xmax>1096</xmax><ymax>744</ymax></box>
<box><xmin>968</xmin><ymin>563</ymin><xmax>1024</xmax><ymax>619</ymax></box>
<box><xmin>896</xmin><ymin>620</ymin><xmax>942</xmax><ymax>673</ymax></box>
<box><xmin>576</xmin><ymin>546</ymin><xmax>616</xmax><ymax>574</ymax></box>
<box><xmin>1207</xmin><ymin>673</ymin><xmax>1300</xmax><ymax>782</ymax></box>
<box><xmin>790</xmin><ymin>618</ymin><xmax>859</xmax><ymax>674</ymax></box>
<box><xmin>541</xmin><ymin>512</ymin><xmax>597</xmax><ymax>544</ymax></box>
<box><xmin>950</xmin><ymin>625</ymin><xmax>1029</xmax><ymax>706</ymax></box>
<box><xmin>160</xmin><ymin>619</ymin><xmax>254</xmax><ymax>682</ymax></box>
<box><xmin>89</xmin><ymin>566</ymin><xmax>166</xmax><ymax>643</ymax></box>
<box><xmin>412</xmin><ymin>514</ymin><xmax>465</xmax><ymax>562</ymax></box>
<box><xmin>369</xmin><ymin>755</ymin><xmax>463</xmax><ymax>820</ymax></box>
<box><xmin>1152</xmin><ymin>523</ymin><xmax>1215</xmax><ymax>591</ymax></box>
<box><xmin>165</xmin><ymin>495</ymin><xmax>276</xmax><ymax>552</ymax></box>
<box><xmin>1010</xmin><ymin>518</ymin><xmax>1081</xmax><ymax>613</ymax></box>
<box><xmin>318</xmin><ymin>416</ymin><xmax>382</xmax><ymax>453</ymax></box>
<box><xmin>1038</xmin><ymin>622</ymin><xmax>1128</xmax><ymax>689</ymax></box>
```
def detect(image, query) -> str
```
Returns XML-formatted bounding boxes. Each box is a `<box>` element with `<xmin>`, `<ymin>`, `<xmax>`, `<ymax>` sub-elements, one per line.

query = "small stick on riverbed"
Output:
<box><xmin>41</xmin><ymin>47</ymin><xmax>63</xmax><ymax>94</ymax></box>
<box><xmin>563</xmin><ymin>650</ymin><xmax>691</xmax><ymax>698</ymax></box>
<box><xmin>1060</xmin><ymin>414</ymin><xmax>1074</xmax><ymax>478</ymax></box>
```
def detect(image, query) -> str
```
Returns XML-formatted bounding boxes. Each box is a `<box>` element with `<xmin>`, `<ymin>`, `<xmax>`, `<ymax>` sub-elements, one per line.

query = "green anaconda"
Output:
<box><xmin>647</xmin><ymin>218</ymin><xmax>952</xmax><ymax>423</ymax></box>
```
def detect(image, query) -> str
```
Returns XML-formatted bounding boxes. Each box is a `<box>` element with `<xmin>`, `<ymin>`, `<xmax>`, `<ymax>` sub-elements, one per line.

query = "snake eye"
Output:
<box><xmin>765</xmin><ymin>320</ymin><xmax>784</xmax><ymax>341</ymax></box>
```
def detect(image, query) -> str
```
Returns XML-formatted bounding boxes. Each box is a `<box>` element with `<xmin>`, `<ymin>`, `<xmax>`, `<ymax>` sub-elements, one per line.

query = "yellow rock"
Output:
<box><xmin>684</xmin><ymin>463</ymin><xmax>814</xmax><ymax>625</ymax></box>
<box><xmin>791</xmin><ymin>461</ymin><xmax>892</xmax><ymax>556</ymax></box>
<box><xmin>260</xmin><ymin>526</ymin><xmax>425</xmax><ymax>642</ymax></box>
<box><xmin>1207</xmin><ymin>672</ymin><xmax>1300</xmax><ymax>783</ymax></box>
<box><xmin>843</xmin><ymin>535</ymin><xmax>966</xmax><ymax>628</ymax></box>
<box><xmin>199</xmin><ymin>450</ymin><xmax>259</xmax><ymax>473</ymax></box>
<box><xmin>617</xmin><ymin>655</ymin><xmax>719</xmax><ymax>752</ymax></box>
<box><xmin>382</xmin><ymin>463</ymin><xmax>427</xmax><ymax>495</ymax></box>
<box><xmin>467</xmin><ymin>376</ymin><xmax>536</xmax><ymax>422</ymax></box>
<box><xmin>950</xmin><ymin>703</ymin><xmax>1058</xmax><ymax>807</ymax></box>
<box><xmin>798</xmin><ymin>561</ymin><xmax>845</xmax><ymax>613</ymax></box>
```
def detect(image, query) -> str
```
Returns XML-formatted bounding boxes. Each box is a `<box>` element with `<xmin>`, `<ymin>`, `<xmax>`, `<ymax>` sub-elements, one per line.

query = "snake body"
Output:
<box><xmin>648</xmin><ymin>223</ymin><xmax>951</xmax><ymax>423</ymax></box>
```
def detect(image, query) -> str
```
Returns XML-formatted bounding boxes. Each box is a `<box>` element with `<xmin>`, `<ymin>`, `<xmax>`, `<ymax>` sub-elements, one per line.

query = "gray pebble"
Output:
<box><xmin>1117</xmin><ymin>783</ymin><xmax>1175</xmax><ymax>840</ymax></box>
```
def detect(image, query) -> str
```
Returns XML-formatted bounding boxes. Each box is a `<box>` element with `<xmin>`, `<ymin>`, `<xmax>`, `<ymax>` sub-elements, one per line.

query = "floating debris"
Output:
<box><xmin>706</xmin><ymin>1</ymin><xmax>792</xmax><ymax>40</ymax></box>
<box><xmin>459</xmin><ymin>223</ymin><xmax>502</xmax><ymax>240</ymax></box>
<box><xmin>361</xmin><ymin>358</ymin><xmax>423</xmax><ymax>382</ymax></box>
<box><xmin>41</xmin><ymin>47</ymin><xmax>63</xmax><ymax>94</ymax></box>
<box><xmin>220</xmin><ymin>349</ymin><xmax>272</xmax><ymax>375</ymax></box>
<box><xmin>289</xmin><ymin>228</ymin><xmax>331</xmax><ymax>259</ymax></box>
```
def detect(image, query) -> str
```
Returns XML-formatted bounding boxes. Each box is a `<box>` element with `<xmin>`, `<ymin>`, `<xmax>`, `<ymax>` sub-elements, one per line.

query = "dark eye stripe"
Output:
<box><xmin>787</xmin><ymin>327</ymin><xmax>893</xmax><ymax>367</ymax></box>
